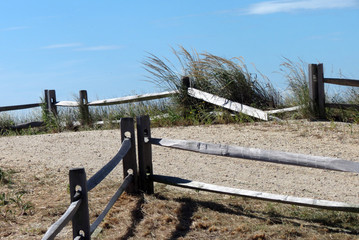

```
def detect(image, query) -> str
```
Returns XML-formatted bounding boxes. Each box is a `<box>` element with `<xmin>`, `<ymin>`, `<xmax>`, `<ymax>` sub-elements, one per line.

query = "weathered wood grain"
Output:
<box><xmin>121</xmin><ymin>118</ymin><xmax>138</xmax><ymax>193</ymax></box>
<box><xmin>324</xmin><ymin>78</ymin><xmax>359</xmax><ymax>87</ymax></box>
<box><xmin>149</xmin><ymin>137</ymin><xmax>359</xmax><ymax>173</ymax></box>
<box><xmin>188</xmin><ymin>88</ymin><xmax>268</xmax><ymax>121</ymax></box>
<box><xmin>137</xmin><ymin>115</ymin><xmax>154</xmax><ymax>194</ymax></box>
<box><xmin>265</xmin><ymin>105</ymin><xmax>302</xmax><ymax>114</ymax></box>
<box><xmin>86</xmin><ymin>138</ymin><xmax>131</xmax><ymax>192</ymax></box>
<box><xmin>88</xmin><ymin>90</ymin><xmax>178</xmax><ymax>106</ymax></box>
<box><xmin>153</xmin><ymin>175</ymin><xmax>359</xmax><ymax>212</ymax></box>
<box><xmin>0</xmin><ymin>103</ymin><xmax>41</xmax><ymax>112</ymax></box>
<box><xmin>41</xmin><ymin>199</ymin><xmax>82</xmax><ymax>240</ymax></box>
<box><xmin>90</xmin><ymin>174</ymin><xmax>133</xmax><ymax>234</ymax></box>
<box><xmin>56</xmin><ymin>101</ymin><xmax>79</xmax><ymax>107</ymax></box>
<box><xmin>69</xmin><ymin>168</ymin><xmax>90</xmax><ymax>240</ymax></box>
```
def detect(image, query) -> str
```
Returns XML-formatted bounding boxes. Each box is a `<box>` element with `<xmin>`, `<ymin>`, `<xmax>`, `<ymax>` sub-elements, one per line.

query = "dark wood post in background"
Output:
<box><xmin>44</xmin><ymin>89</ymin><xmax>58</xmax><ymax>116</ymax></box>
<box><xmin>79</xmin><ymin>90</ymin><xmax>90</xmax><ymax>125</ymax></box>
<box><xmin>69</xmin><ymin>168</ymin><xmax>90</xmax><ymax>240</ymax></box>
<box><xmin>181</xmin><ymin>76</ymin><xmax>191</xmax><ymax>118</ymax></box>
<box><xmin>136</xmin><ymin>115</ymin><xmax>154</xmax><ymax>194</ymax></box>
<box><xmin>121</xmin><ymin>117</ymin><xmax>138</xmax><ymax>194</ymax></box>
<box><xmin>308</xmin><ymin>64</ymin><xmax>326</xmax><ymax>119</ymax></box>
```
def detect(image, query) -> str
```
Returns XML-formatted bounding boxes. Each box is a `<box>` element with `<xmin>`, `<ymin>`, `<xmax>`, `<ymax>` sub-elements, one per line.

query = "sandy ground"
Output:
<box><xmin>1</xmin><ymin>120</ymin><xmax>359</xmax><ymax>205</ymax></box>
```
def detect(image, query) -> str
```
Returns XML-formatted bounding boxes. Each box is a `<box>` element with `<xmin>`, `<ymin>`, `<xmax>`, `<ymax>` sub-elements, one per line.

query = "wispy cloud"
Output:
<box><xmin>245</xmin><ymin>0</ymin><xmax>358</xmax><ymax>15</ymax></box>
<box><xmin>42</xmin><ymin>43</ymin><xmax>82</xmax><ymax>49</ymax></box>
<box><xmin>0</xmin><ymin>26</ymin><xmax>29</xmax><ymax>31</ymax></box>
<box><xmin>75</xmin><ymin>45</ymin><xmax>123</xmax><ymax>51</ymax></box>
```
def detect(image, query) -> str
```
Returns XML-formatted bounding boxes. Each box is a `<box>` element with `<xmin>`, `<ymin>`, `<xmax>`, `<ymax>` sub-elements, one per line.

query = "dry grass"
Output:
<box><xmin>1</xmin><ymin>166</ymin><xmax>359</xmax><ymax>240</ymax></box>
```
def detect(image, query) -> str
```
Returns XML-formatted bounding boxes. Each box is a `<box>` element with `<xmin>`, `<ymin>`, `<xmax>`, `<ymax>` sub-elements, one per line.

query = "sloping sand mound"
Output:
<box><xmin>1</xmin><ymin>120</ymin><xmax>359</xmax><ymax>203</ymax></box>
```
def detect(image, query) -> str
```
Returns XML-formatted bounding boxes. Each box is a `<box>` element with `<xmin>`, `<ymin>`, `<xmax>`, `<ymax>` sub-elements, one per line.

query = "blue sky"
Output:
<box><xmin>1</xmin><ymin>0</ymin><xmax>358</xmax><ymax>107</ymax></box>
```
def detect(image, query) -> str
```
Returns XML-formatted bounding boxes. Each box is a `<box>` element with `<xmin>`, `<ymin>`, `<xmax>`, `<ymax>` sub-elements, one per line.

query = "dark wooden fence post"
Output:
<box><xmin>44</xmin><ymin>89</ymin><xmax>58</xmax><ymax>116</ymax></box>
<box><xmin>136</xmin><ymin>115</ymin><xmax>154</xmax><ymax>194</ymax></box>
<box><xmin>317</xmin><ymin>63</ymin><xmax>326</xmax><ymax>119</ymax></box>
<box><xmin>308</xmin><ymin>64</ymin><xmax>318</xmax><ymax>117</ymax></box>
<box><xmin>121</xmin><ymin>117</ymin><xmax>138</xmax><ymax>194</ymax></box>
<box><xmin>79</xmin><ymin>90</ymin><xmax>90</xmax><ymax>125</ymax></box>
<box><xmin>309</xmin><ymin>64</ymin><xmax>326</xmax><ymax>119</ymax></box>
<box><xmin>181</xmin><ymin>76</ymin><xmax>191</xmax><ymax>118</ymax></box>
<box><xmin>69</xmin><ymin>168</ymin><xmax>90</xmax><ymax>240</ymax></box>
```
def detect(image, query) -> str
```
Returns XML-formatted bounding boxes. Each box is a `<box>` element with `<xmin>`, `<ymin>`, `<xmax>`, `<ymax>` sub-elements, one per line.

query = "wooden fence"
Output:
<box><xmin>0</xmin><ymin>89</ymin><xmax>177</xmax><ymax>131</ymax></box>
<box><xmin>309</xmin><ymin>63</ymin><xmax>359</xmax><ymax>119</ymax></box>
<box><xmin>42</xmin><ymin>118</ymin><xmax>138</xmax><ymax>240</ymax></box>
<box><xmin>1</xmin><ymin>84</ymin><xmax>300</xmax><ymax>132</ymax></box>
<box><xmin>42</xmin><ymin>115</ymin><xmax>359</xmax><ymax>239</ymax></box>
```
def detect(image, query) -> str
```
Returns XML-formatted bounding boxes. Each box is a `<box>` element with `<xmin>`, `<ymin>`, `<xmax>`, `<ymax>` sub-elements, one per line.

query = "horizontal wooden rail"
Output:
<box><xmin>90</xmin><ymin>173</ymin><xmax>134</xmax><ymax>234</ymax></box>
<box><xmin>265</xmin><ymin>105</ymin><xmax>302</xmax><ymax>114</ymax></box>
<box><xmin>42</xmin><ymin>199</ymin><xmax>82</xmax><ymax>240</ymax></box>
<box><xmin>324</xmin><ymin>78</ymin><xmax>359</xmax><ymax>87</ymax></box>
<box><xmin>325</xmin><ymin>103</ymin><xmax>359</xmax><ymax>111</ymax></box>
<box><xmin>52</xmin><ymin>91</ymin><xmax>178</xmax><ymax>108</ymax></box>
<box><xmin>0</xmin><ymin>121</ymin><xmax>45</xmax><ymax>132</ymax></box>
<box><xmin>188</xmin><ymin>87</ymin><xmax>268</xmax><ymax>121</ymax></box>
<box><xmin>87</xmin><ymin>138</ymin><xmax>131</xmax><ymax>191</ymax></box>
<box><xmin>88</xmin><ymin>90</ymin><xmax>178</xmax><ymax>106</ymax></box>
<box><xmin>149</xmin><ymin>137</ymin><xmax>359</xmax><ymax>173</ymax></box>
<box><xmin>153</xmin><ymin>175</ymin><xmax>359</xmax><ymax>213</ymax></box>
<box><xmin>0</xmin><ymin>103</ymin><xmax>41</xmax><ymax>112</ymax></box>
<box><xmin>56</xmin><ymin>101</ymin><xmax>79</xmax><ymax>107</ymax></box>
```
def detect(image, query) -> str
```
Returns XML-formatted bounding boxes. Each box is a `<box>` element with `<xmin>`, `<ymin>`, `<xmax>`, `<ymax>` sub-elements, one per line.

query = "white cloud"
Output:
<box><xmin>246</xmin><ymin>0</ymin><xmax>358</xmax><ymax>15</ymax></box>
<box><xmin>42</xmin><ymin>43</ymin><xmax>82</xmax><ymax>49</ymax></box>
<box><xmin>75</xmin><ymin>45</ymin><xmax>123</xmax><ymax>51</ymax></box>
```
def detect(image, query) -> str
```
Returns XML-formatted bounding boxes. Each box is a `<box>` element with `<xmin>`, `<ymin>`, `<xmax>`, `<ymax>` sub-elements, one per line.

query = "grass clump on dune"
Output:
<box><xmin>143</xmin><ymin>46</ymin><xmax>281</xmax><ymax>123</ymax></box>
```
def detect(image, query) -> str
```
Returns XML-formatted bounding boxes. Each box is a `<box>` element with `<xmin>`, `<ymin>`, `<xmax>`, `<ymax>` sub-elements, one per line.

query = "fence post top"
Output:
<box><xmin>69</xmin><ymin>167</ymin><xmax>85</xmax><ymax>172</ymax></box>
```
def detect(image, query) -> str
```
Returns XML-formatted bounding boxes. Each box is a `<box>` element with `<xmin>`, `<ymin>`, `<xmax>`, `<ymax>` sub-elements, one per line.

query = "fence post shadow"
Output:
<box><xmin>118</xmin><ymin>195</ymin><xmax>146</xmax><ymax>240</ymax></box>
<box><xmin>169</xmin><ymin>197</ymin><xmax>198</xmax><ymax>240</ymax></box>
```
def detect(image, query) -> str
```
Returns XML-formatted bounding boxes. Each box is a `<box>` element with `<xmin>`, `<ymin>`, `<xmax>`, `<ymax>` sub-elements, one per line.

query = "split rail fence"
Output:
<box><xmin>309</xmin><ymin>63</ymin><xmax>359</xmax><ymax>119</ymax></box>
<box><xmin>43</xmin><ymin>115</ymin><xmax>359</xmax><ymax>239</ymax></box>
<box><xmin>3</xmin><ymin>62</ymin><xmax>359</xmax><ymax>130</ymax></box>
<box><xmin>1</xmin><ymin>79</ymin><xmax>300</xmax><ymax>131</ymax></box>
<box><xmin>42</xmin><ymin>118</ymin><xmax>138</xmax><ymax>240</ymax></box>
<box><xmin>0</xmin><ymin>89</ymin><xmax>177</xmax><ymax>131</ymax></box>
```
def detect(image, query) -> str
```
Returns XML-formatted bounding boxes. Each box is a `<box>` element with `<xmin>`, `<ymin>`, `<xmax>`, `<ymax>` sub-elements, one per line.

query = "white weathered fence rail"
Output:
<box><xmin>134</xmin><ymin>115</ymin><xmax>359</xmax><ymax>213</ymax></box>
<box><xmin>0</xmin><ymin>89</ymin><xmax>178</xmax><ymax>131</ymax></box>
<box><xmin>187</xmin><ymin>87</ymin><xmax>269</xmax><ymax>121</ymax></box>
<box><xmin>152</xmin><ymin>175</ymin><xmax>359</xmax><ymax>212</ymax></box>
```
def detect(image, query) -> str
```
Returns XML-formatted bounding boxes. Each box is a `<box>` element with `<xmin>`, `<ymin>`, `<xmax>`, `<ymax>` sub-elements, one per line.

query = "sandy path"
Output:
<box><xmin>1</xmin><ymin>120</ymin><xmax>359</xmax><ymax>204</ymax></box>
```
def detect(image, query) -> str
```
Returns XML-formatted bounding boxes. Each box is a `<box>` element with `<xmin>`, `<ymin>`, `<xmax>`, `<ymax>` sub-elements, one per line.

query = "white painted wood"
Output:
<box><xmin>56</xmin><ymin>101</ymin><xmax>79</xmax><ymax>107</ymax></box>
<box><xmin>153</xmin><ymin>175</ymin><xmax>359</xmax><ymax>212</ymax></box>
<box><xmin>188</xmin><ymin>88</ymin><xmax>268</xmax><ymax>121</ymax></box>
<box><xmin>88</xmin><ymin>90</ymin><xmax>178</xmax><ymax>106</ymax></box>
<box><xmin>265</xmin><ymin>105</ymin><xmax>302</xmax><ymax>114</ymax></box>
<box><xmin>149</xmin><ymin>138</ymin><xmax>359</xmax><ymax>173</ymax></box>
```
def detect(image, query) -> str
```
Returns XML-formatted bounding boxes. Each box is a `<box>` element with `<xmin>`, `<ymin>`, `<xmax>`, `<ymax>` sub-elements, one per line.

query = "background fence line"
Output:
<box><xmin>309</xmin><ymin>63</ymin><xmax>359</xmax><ymax>119</ymax></box>
<box><xmin>0</xmin><ymin>89</ymin><xmax>178</xmax><ymax>131</ymax></box>
<box><xmin>2</xmin><ymin>63</ymin><xmax>359</xmax><ymax>130</ymax></box>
